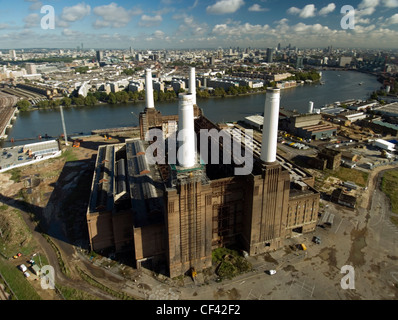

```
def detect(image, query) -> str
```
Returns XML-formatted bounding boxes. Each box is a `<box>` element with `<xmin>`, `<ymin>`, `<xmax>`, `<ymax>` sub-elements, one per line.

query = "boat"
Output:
<box><xmin>359</xmin><ymin>82</ymin><xmax>364</xmax><ymax>85</ymax></box>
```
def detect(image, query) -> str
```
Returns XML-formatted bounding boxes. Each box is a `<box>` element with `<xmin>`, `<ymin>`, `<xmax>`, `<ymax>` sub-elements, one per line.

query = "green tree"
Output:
<box><xmin>84</xmin><ymin>94</ymin><xmax>98</xmax><ymax>106</ymax></box>
<box><xmin>108</xmin><ymin>92</ymin><xmax>117</xmax><ymax>104</ymax></box>
<box><xmin>61</xmin><ymin>97</ymin><xmax>72</xmax><ymax>107</ymax></box>
<box><xmin>17</xmin><ymin>99</ymin><xmax>31</xmax><ymax>111</ymax></box>
<box><xmin>37</xmin><ymin>100</ymin><xmax>49</xmax><ymax>108</ymax></box>
<box><xmin>72</xmin><ymin>95</ymin><xmax>85</xmax><ymax>106</ymax></box>
<box><xmin>128</xmin><ymin>91</ymin><xmax>139</xmax><ymax>102</ymax></box>
<box><xmin>214</xmin><ymin>87</ymin><xmax>226</xmax><ymax>97</ymax></box>
<box><xmin>122</xmin><ymin>69</ymin><xmax>135</xmax><ymax>76</ymax></box>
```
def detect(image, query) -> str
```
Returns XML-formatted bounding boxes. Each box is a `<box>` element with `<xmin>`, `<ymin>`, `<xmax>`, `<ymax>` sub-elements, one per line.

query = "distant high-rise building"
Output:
<box><xmin>96</xmin><ymin>50</ymin><xmax>104</xmax><ymax>62</ymax></box>
<box><xmin>9</xmin><ymin>50</ymin><xmax>16</xmax><ymax>60</ymax></box>
<box><xmin>209</xmin><ymin>56</ymin><xmax>215</xmax><ymax>65</ymax></box>
<box><xmin>277</xmin><ymin>43</ymin><xmax>281</xmax><ymax>51</ymax></box>
<box><xmin>296</xmin><ymin>56</ymin><xmax>304</xmax><ymax>69</ymax></box>
<box><xmin>25</xmin><ymin>63</ymin><xmax>37</xmax><ymax>75</ymax></box>
<box><xmin>266</xmin><ymin>48</ymin><xmax>274</xmax><ymax>63</ymax></box>
<box><xmin>135</xmin><ymin>53</ymin><xmax>143</xmax><ymax>62</ymax></box>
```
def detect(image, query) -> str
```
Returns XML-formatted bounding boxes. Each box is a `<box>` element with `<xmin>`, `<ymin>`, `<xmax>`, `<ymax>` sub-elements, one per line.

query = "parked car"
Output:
<box><xmin>313</xmin><ymin>236</ymin><xmax>321</xmax><ymax>244</ymax></box>
<box><xmin>19</xmin><ymin>264</ymin><xmax>27</xmax><ymax>272</ymax></box>
<box><xmin>266</xmin><ymin>270</ymin><xmax>277</xmax><ymax>275</ymax></box>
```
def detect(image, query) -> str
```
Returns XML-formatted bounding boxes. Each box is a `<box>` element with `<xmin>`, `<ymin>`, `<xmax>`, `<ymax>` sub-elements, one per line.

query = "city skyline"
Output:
<box><xmin>0</xmin><ymin>0</ymin><xmax>398</xmax><ymax>50</ymax></box>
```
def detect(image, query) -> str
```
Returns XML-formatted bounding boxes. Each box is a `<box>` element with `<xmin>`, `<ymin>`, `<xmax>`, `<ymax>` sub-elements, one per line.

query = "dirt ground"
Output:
<box><xmin>0</xmin><ymin>132</ymin><xmax>142</xmax><ymax>300</ymax></box>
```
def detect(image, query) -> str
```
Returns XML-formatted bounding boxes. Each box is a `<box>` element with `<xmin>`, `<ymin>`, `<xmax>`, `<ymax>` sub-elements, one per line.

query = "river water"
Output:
<box><xmin>2</xmin><ymin>70</ymin><xmax>381</xmax><ymax>148</ymax></box>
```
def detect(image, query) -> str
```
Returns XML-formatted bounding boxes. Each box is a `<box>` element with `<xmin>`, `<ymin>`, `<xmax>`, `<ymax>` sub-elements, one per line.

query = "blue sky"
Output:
<box><xmin>0</xmin><ymin>0</ymin><xmax>397</xmax><ymax>49</ymax></box>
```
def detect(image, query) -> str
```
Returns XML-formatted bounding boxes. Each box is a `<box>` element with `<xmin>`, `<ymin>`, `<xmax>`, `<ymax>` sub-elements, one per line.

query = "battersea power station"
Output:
<box><xmin>86</xmin><ymin>68</ymin><xmax>320</xmax><ymax>278</ymax></box>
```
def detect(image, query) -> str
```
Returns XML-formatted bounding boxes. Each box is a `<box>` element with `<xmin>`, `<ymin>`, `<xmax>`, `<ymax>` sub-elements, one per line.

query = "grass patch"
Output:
<box><xmin>326</xmin><ymin>167</ymin><xmax>369</xmax><ymax>187</ymax></box>
<box><xmin>382</xmin><ymin>169</ymin><xmax>398</xmax><ymax>214</ymax></box>
<box><xmin>56</xmin><ymin>284</ymin><xmax>98</xmax><ymax>300</ymax></box>
<box><xmin>0</xmin><ymin>208</ymin><xmax>37</xmax><ymax>258</ymax></box>
<box><xmin>0</xmin><ymin>257</ymin><xmax>41</xmax><ymax>300</ymax></box>
<box><xmin>9</xmin><ymin>168</ymin><xmax>22</xmax><ymax>183</ymax></box>
<box><xmin>212</xmin><ymin>247</ymin><xmax>252</xmax><ymax>280</ymax></box>
<box><xmin>60</xmin><ymin>148</ymin><xmax>78</xmax><ymax>162</ymax></box>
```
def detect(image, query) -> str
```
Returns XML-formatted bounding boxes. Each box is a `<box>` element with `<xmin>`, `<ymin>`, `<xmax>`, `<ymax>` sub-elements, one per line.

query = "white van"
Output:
<box><xmin>19</xmin><ymin>264</ymin><xmax>27</xmax><ymax>272</ymax></box>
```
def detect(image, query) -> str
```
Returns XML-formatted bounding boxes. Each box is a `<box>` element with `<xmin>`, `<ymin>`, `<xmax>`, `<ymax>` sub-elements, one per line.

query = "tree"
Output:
<box><xmin>72</xmin><ymin>95</ymin><xmax>85</xmax><ymax>106</ymax></box>
<box><xmin>214</xmin><ymin>87</ymin><xmax>226</xmax><ymax>97</ymax></box>
<box><xmin>84</xmin><ymin>94</ymin><xmax>98</xmax><ymax>106</ymax></box>
<box><xmin>17</xmin><ymin>99</ymin><xmax>31</xmax><ymax>111</ymax></box>
<box><xmin>108</xmin><ymin>92</ymin><xmax>117</xmax><ymax>104</ymax></box>
<box><xmin>37</xmin><ymin>100</ymin><xmax>49</xmax><ymax>108</ymax></box>
<box><xmin>61</xmin><ymin>97</ymin><xmax>72</xmax><ymax>107</ymax></box>
<box><xmin>128</xmin><ymin>91</ymin><xmax>139</xmax><ymax>102</ymax></box>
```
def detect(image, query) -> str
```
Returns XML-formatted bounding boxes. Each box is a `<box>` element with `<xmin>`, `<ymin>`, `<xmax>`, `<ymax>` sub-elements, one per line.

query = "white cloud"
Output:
<box><xmin>62</xmin><ymin>28</ymin><xmax>82</xmax><ymax>37</ymax></box>
<box><xmin>61</xmin><ymin>3</ymin><xmax>91</xmax><ymax>22</ymax></box>
<box><xmin>386</xmin><ymin>13</ymin><xmax>398</xmax><ymax>24</ymax></box>
<box><xmin>287</xmin><ymin>4</ymin><xmax>316</xmax><ymax>18</ymax></box>
<box><xmin>248</xmin><ymin>4</ymin><xmax>268</xmax><ymax>12</ymax></box>
<box><xmin>212</xmin><ymin>22</ymin><xmax>269</xmax><ymax>36</ymax></box>
<box><xmin>93</xmin><ymin>3</ymin><xmax>139</xmax><ymax>28</ymax></box>
<box><xmin>23</xmin><ymin>13</ymin><xmax>40</xmax><ymax>28</ymax></box>
<box><xmin>138</xmin><ymin>15</ymin><xmax>163</xmax><ymax>27</ymax></box>
<box><xmin>29</xmin><ymin>1</ymin><xmax>43</xmax><ymax>11</ymax></box>
<box><xmin>357</xmin><ymin>17</ymin><xmax>371</xmax><ymax>24</ymax></box>
<box><xmin>357</xmin><ymin>6</ymin><xmax>377</xmax><ymax>16</ymax></box>
<box><xmin>319</xmin><ymin>3</ymin><xmax>336</xmax><ymax>16</ymax></box>
<box><xmin>153</xmin><ymin>30</ymin><xmax>165</xmax><ymax>39</ymax></box>
<box><xmin>382</xmin><ymin>0</ymin><xmax>398</xmax><ymax>7</ymax></box>
<box><xmin>358</xmin><ymin>0</ymin><xmax>380</xmax><ymax>9</ymax></box>
<box><xmin>174</xmin><ymin>13</ymin><xmax>209</xmax><ymax>36</ymax></box>
<box><xmin>206</xmin><ymin>0</ymin><xmax>245</xmax><ymax>15</ymax></box>
<box><xmin>287</xmin><ymin>7</ymin><xmax>300</xmax><ymax>15</ymax></box>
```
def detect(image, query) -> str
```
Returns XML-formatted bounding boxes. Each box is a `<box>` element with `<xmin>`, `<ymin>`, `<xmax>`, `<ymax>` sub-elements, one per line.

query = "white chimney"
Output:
<box><xmin>261</xmin><ymin>88</ymin><xmax>281</xmax><ymax>163</ymax></box>
<box><xmin>178</xmin><ymin>93</ymin><xmax>196</xmax><ymax>168</ymax></box>
<box><xmin>188</xmin><ymin>67</ymin><xmax>197</xmax><ymax>105</ymax></box>
<box><xmin>145</xmin><ymin>68</ymin><xmax>155</xmax><ymax>109</ymax></box>
<box><xmin>308</xmin><ymin>101</ymin><xmax>314</xmax><ymax>114</ymax></box>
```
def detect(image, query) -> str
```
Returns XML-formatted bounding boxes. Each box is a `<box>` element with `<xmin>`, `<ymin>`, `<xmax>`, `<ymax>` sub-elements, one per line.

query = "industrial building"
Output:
<box><xmin>86</xmin><ymin>68</ymin><xmax>320</xmax><ymax>278</ymax></box>
<box><xmin>279</xmin><ymin>109</ymin><xmax>337</xmax><ymax>141</ymax></box>
<box><xmin>374</xmin><ymin>102</ymin><xmax>398</xmax><ymax>117</ymax></box>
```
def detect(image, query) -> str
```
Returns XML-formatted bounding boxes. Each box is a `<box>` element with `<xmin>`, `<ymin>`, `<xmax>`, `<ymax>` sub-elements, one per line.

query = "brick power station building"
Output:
<box><xmin>86</xmin><ymin>68</ymin><xmax>320</xmax><ymax>278</ymax></box>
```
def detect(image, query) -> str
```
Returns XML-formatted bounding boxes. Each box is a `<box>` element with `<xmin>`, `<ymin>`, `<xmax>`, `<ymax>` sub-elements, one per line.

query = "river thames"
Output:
<box><xmin>2</xmin><ymin>70</ymin><xmax>381</xmax><ymax>147</ymax></box>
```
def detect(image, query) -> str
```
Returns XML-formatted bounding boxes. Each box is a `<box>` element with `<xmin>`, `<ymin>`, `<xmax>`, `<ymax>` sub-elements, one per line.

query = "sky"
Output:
<box><xmin>0</xmin><ymin>0</ymin><xmax>397</xmax><ymax>50</ymax></box>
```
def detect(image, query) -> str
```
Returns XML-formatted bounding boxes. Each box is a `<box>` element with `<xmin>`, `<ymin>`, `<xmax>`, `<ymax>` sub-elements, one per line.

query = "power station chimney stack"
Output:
<box><xmin>308</xmin><ymin>101</ymin><xmax>314</xmax><ymax>114</ymax></box>
<box><xmin>188</xmin><ymin>67</ymin><xmax>197</xmax><ymax>105</ymax></box>
<box><xmin>260</xmin><ymin>88</ymin><xmax>281</xmax><ymax>163</ymax></box>
<box><xmin>145</xmin><ymin>69</ymin><xmax>155</xmax><ymax>109</ymax></box>
<box><xmin>178</xmin><ymin>93</ymin><xmax>196</xmax><ymax>168</ymax></box>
